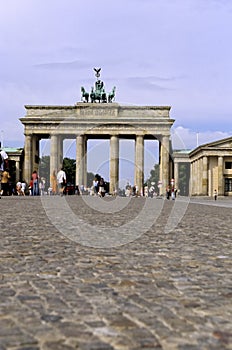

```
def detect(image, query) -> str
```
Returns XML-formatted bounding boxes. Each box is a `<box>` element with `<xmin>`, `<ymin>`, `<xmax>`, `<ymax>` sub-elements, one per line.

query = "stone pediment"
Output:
<box><xmin>189</xmin><ymin>136</ymin><xmax>232</xmax><ymax>158</ymax></box>
<box><xmin>203</xmin><ymin>136</ymin><xmax>232</xmax><ymax>149</ymax></box>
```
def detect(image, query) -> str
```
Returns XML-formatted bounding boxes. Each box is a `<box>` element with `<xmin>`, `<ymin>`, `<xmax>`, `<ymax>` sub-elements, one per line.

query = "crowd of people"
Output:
<box><xmin>166</xmin><ymin>186</ymin><xmax>178</xmax><ymax>200</ymax></box>
<box><xmin>1</xmin><ymin>148</ymin><xmax>179</xmax><ymax>199</ymax></box>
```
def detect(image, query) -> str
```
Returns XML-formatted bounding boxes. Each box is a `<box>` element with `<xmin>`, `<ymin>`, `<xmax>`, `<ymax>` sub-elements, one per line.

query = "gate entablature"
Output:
<box><xmin>21</xmin><ymin>104</ymin><xmax>173</xmax><ymax>130</ymax></box>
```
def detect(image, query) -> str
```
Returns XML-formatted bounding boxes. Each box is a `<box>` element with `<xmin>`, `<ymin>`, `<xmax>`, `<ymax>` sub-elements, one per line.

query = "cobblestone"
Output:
<box><xmin>0</xmin><ymin>196</ymin><xmax>232</xmax><ymax>349</ymax></box>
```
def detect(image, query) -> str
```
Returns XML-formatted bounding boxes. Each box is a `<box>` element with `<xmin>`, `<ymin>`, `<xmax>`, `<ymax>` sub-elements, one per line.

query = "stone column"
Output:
<box><xmin>193</xmin><ymin>161</ymin><xmax>197</xmax><ymax>195</ymax></box>
<box><xmin>110</xmin><ymin>135</ymin><xmax>119</xmax><ymax>194</ymax></box>
<box><xmin>23</xmin><ymin>134</ymin><xmax>32</xmax><ymax>184</ymax></box>
<box><xmin>195</xmin><ymin>160</ymin><xmax>198</xmax><ymax>195</ymax></box>
<box><xmin>159</xmin><ymin>136</ymin><xmax>170</xmax><ymax>195</ymax></box>
<box><xmin>218</xmin><ymin>156</ymin><xmax>224</xmax><ymax>196</ymax></box>
<box><xmin>83</xmin><ymin>136</ymin><xmax>87</xmax><ymax>188</ymax></box>
<box><xmin>197</xmin><ymin>158</ymin><xmax>201</xmax><ymax>194</ymax></box>
<box><xmin>134</xmin><ymin>135</ymin><xmax>144</xmax><ymax>195</ymax></box>
<box><xmin>76</xmin><ymin>135</ymin><xmax>84</xmax><ymax>187</ymax></box>
<box><xmin>57</xmin><ymin>136</ymin><xmax>63</xmax><ymax>170</ymax></box>
<box><xmin>174</xmin><ymin>161</ymin><xmax>179</xmax><ymax>191</ymax></box>
<box><xmin>189</xmin><ymin>162</ymin><xmax>193</xmax><ymax>196</ymax></box>
<box><xmin>15</xmin><ymin>160</ymin><xmax>20</xmax><ymax>182</ymax></box>
<box><xmin>202</xmin><ymin>156</ymin><xmax>208</xmax><ymax>195</ymax></box>
<box><xmin>50</xmin><ymin>134</ymin><xmax>58</xmax><ymax>181</ymax></box>
<box><xmin>191</xmin><ymin>161</ymin><xmax>194</xmax><ymax>195</ymax></box>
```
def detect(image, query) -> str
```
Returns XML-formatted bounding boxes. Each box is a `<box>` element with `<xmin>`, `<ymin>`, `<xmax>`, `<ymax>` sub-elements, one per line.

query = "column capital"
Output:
<box><xmin>24</xmin><ymin>132</ymin><xmax>33</xmax><ymax>137</ymax></box>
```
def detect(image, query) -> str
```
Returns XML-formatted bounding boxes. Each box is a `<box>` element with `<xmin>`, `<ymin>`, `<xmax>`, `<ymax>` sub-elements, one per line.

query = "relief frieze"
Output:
<box><xmin>80</xmin><ymin>108</ymin><xmax>116</xmax><ymax>116</ymax></box>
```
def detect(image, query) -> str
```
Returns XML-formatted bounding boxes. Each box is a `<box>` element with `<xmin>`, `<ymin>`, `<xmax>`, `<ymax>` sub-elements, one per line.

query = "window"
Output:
<box><xmin>225</xmin><ymin>178</ymin><xmax>232</xmax><ymax>192</ymax></box>
<box><xmin>225</xmin><ymin>162</ymin><xmax>232</xmax><ymax>169</ymax></box>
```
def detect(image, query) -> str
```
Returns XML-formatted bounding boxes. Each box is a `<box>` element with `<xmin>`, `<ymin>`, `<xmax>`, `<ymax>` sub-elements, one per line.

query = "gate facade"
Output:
<box><xmin>20</xmin><ymin>103</ymin><xmax>174</xmax><ymax>195</ymax></box>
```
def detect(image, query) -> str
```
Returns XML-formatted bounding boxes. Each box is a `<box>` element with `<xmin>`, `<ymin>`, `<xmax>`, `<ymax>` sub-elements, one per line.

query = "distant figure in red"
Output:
<box><xmin>32</xmin><ymin>170</ymin><xmax>39</xmax><ymax>196</ymax></box>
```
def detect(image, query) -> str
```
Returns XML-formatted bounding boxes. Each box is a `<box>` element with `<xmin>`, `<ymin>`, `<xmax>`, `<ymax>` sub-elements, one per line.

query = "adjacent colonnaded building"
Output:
<box><xmin>173</xmin><ymin>137</ymin><xmax>232</xmax><ymax>197</ymax></box>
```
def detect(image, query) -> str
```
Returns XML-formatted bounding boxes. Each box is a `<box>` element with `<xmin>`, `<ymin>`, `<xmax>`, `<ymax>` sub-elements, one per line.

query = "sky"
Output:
<box><xmin>1</xmin><ymin>0</ymin><xmax>232</xmax><ymax>182</ymax></box>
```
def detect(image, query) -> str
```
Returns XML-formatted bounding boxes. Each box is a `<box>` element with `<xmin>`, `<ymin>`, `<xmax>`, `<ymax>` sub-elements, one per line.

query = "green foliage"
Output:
<box><xmin>39</xmin><ymin>155</ymin><xmax>50</xmax><ymax>185</ymax></box>
<box><xmin>178</xmin><ymin>163</ymin><xmax>190</xmax><ymax>195</ymax></box>
<box><xmin>144</xmin><ymin>163</ymin><xmax>159</xmax><ymax>192</ymax></box>
<box><xmin>63</xmin><ymin>157</ymin><xmax>76</xmax><ymax>184</ymax></box>
<box><xmin>87</xmin><ymin>172</ymin><xmax>95</xmax><ymax>187</ymax></box>
<box><xmin>39</xmin><ymin>155</ymin><xmax>96</xmax><ymax>187</ymax></box>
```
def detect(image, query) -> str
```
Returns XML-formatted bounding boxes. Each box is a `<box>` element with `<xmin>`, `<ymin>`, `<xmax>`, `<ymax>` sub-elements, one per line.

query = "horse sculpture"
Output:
<box><xmin>108</xmin><ymin>86</ymin><xmax>116</xmax><ymax>103</ymax></box>
<box><xmin>80</xmin><ymin>71</ymin><xmax>116</xmax><ymax>103</ymax></box>
<box><xmin>90</xmin><ymin>80</ymin><xmax>107</xmax><ymax>103</ymax></box>
<box><xmin>81</xmin><ymin>86</ymin><xmax>89</xmax><ymax>103</ymax></box>
<box><xmin>90</xmin><ymin>87</ymin><xmax>101</xmax><ymax>103</ymax></box>
<box><xmin>90</xmin><ymin>87</ymin><xmax>95</xmax><ymax>103</ymax></box>
<box><xmin>101</xmin><ymin>88</ymin><xmax>107</xmax><ymax>103</ymax></box>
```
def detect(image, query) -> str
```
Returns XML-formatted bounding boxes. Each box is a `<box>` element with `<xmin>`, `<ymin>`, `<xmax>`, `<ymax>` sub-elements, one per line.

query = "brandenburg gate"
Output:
<box><xmin>20</xmin><ymin>70</ymin><xmax>174</xmax><ymax>195</ymax></box>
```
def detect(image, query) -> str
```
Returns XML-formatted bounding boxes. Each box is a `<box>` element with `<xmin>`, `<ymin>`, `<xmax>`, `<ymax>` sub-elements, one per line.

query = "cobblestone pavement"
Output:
<box><xmin>0</xmin><ymin>196</ymin><xmax>232</xmax><ymax>350</ymax></box>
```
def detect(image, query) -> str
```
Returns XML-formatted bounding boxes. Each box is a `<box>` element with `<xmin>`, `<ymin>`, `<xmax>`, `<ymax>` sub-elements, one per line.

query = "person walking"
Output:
<box><xmin>98</xmin><ymin>177</ymin><xmax>106</xmax><ymax>197</ymax></box>
<box><xmin>50</xmin><ymin>170</ymin><xmax>57</xmax><ymax>195</ymax></box>
<box><xmin>0</xmin><ymin>147</ymin><xmax>8</xmax><ymax>198</ymax></box>
<box><xmin>1</xmin><ymin>168</ymin><xmax>10</xmax><ymax>196</ymax></box>
<box><xmin>171</xmin><ymin>187</ymin><xmax>175</xmax><ymax>200</ymax></box>
<box><xmin>214</xmin><ymin>189</ymin><xmax>218</xmax><ymax>201</ymax></box>
<box><xmin>166</xmin><ymin>186</ymin><xmax>171</xmax><ymax>200</ymax></box>
<box><xmin>21</xmin><ymin>180</ymin><xmax>26</xmax><ymax>196</ymax></box>
<box><xmin>57</xmin><ymin>167</ymin><xmax>66</xmax><ymax>196</ymax></box>
<box><xmin>31</xmin><ymin>170</ymin><xmax>39</xmax><ymax>196</ymax></box>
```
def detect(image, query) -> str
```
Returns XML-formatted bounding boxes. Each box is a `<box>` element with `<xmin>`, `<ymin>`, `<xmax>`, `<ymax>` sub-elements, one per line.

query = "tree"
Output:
<box><xmin>39</xmin><ymin>156</ymin><xmax>96</xmax><ymax>188</ymax></box>
<box><xmin>39</xmin><ymin>156</ymin><xmax>50</xmax><ymax>186</ymax></box>
<box><xmin>63</xmin><ymin>157</ymin><xmax>76</xmax><ymax>184</ymax></box>
<box><xmin>87</xmin><ymin>172</ymin><xmax>95</xmax><ymax>187</ymax></box>
<box><xmin>144</xmin><ymin>163</ymin><xmax>160</xmax><ymax>192</ymax></box>
<box><xmin>178</xmin><ymin>163</ymin><xmax>190</xmax><ymax>195</ymax></box>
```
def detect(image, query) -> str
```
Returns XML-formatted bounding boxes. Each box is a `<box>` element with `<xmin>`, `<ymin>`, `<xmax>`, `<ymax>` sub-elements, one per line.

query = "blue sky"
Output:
<box><xmin>1</xmin><ymin>0</ymin><xmax>232</xmax><ymax>181</ymax></box>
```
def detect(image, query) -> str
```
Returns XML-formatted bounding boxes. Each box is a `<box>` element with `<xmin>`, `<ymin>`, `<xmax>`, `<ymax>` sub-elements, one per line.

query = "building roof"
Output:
<box><xmin>173</xmin><ymin>149</ymin><xmax>192</xmax><ymax>154</ymax></box>
<box><xmin>1</xmin><ymin>147</ymin><xmax>24</xmax><ymax>155</ymax></box>
<box><xmin>189</xmin><ymin>136</ymin><xmax>232</xmax><ymax>157</ymax></box>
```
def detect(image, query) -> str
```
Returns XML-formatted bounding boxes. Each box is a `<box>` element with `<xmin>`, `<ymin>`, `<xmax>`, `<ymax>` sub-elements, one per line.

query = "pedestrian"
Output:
<box><xmin>132</xmin><ymin>185</ymin><xmax>136</xmax><ymax>197</ymax></box>
<box><xmin>16</xmin><ymin>181</ymin><xmax>23</xmax><ymax>195</ymax></box>
<box><xmin>21</xmin><ymin>180</ymin><xmax>26</xmax><ymax>196</ymax></box>
<box><xmin>0</xmin><ymin>147</ymin><xmax>8</xmax><ymax>197</ymax></box>
<box><xmin>80</xmin><ymin>184</ymin><xmax>84</xmax><ymax>195</ymax></box>
<box><xmin>98</xmin><ymin>177</ymin><xmax>105</xmax><ymax>197</ymax></box>
<box><xmin>0</xmin><ymin>148</ymin><xmax>8</xmax><ymax>171</ymax></box>
<box><xmin>28</xmin><ymin>178</ymin><xmax>33</xmax><ymax>195</ymax></box>
<box><xmin>1</xmin><ymin>168</ymin><xmax>10</xmax><ymax>196</ymax></box>
<box><xmin>166</xmin><ymin>186</ymin><xmax>171</xmax><ymax>200</ymax></box>
<box><xmin>31</xmin><ymin>170</ymin><xmax>39</xmax><ymax>196</ymax></box>
<box><xmin>171</xmin><ymin>187</ymin><xmax>175</xmax><ymax>200</ymax></box>
<box><xmin>39</xmin><ymin>177</ymin><xmax>46</xmax><ymax>196</ymax></box>
<box><xmin>57</xmin><ymin>167</ymin><xmax>66</xmax><ymax>196</ymax></box>
<box><xmin>214</xmin><ymin>189</ymin><xmax>217</xmax><ymax>201</ymax></box>
<box><xmin>174</xmin><ymin>187</ymin><xmax>177</xmax><ymax>198</ymax></box>
<box><xmin>50</xmin><ymin>170</ymin><xmax>57</xmax><ymax>195</ymax></box>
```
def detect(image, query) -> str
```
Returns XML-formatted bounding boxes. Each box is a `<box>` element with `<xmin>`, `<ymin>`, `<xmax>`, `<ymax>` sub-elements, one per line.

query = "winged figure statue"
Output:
<box><xmin>94</xmin><ymin>68</ymin><xmax>101</xmax><ymax>78</ymax></box>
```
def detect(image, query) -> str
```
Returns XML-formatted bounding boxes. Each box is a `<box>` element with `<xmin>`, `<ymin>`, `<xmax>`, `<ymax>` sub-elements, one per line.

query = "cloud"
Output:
<box><xmin>125</xmin><ymin>76</ymin><xmax>176</xmax><ymax>91</ymax></box>
<box><xmin>34</xmin><ymin>60</ymin><xmax>90</xmax><ymax>70</ymax></box>
<box><xmin>171</xmin><ymin>126</ymin><xmax>232</xmax><ymax>150</ymax></box>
